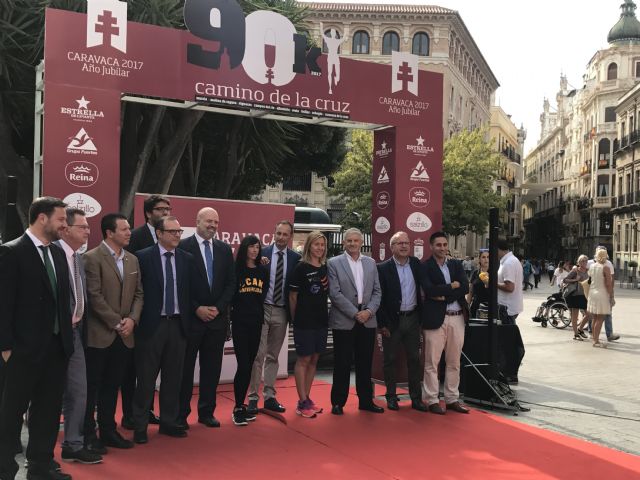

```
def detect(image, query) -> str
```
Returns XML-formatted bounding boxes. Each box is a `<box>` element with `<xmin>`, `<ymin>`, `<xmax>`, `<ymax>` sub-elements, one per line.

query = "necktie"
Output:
<box><xmin>164</xmin><ymin>251</ymin><xmax>175</xmax><ymax>315</ymax></box>
<box><xmin>203</xmin><ymin>240</ymin><xmax>214</xmax><ymax>288</ymax></box>
<box><xmin>39</xmin><ymin>245</ymin><xmax>59</xmax><ymax>334</ymax></box>
<box><xmin>273</xmin><ymin>251</ymin><xmax>284</xmax><ymax>306</ymax></box>
<box><xmin>73</xmin><ymin>252</ymin><xmax>84</xmax><ymax>319</ymax></box>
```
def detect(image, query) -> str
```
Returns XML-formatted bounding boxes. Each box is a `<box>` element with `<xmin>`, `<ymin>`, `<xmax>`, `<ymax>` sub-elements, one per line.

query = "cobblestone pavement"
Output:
<box><xmin>494</xmin><ymin>280</ymin><xmax>640</xmax><ymax>456</ymax></box>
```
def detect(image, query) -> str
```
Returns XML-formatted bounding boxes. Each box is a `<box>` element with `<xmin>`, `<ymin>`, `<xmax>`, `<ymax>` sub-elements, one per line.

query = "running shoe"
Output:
<box><xmin>295</xmin><ymin>399</ymin><xmax>316</xmax><ymax>418</ymax></box>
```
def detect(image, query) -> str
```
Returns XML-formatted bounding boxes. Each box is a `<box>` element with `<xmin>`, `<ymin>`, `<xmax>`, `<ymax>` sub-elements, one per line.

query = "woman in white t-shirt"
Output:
<box><xmin>553</xmin><ymin>261</ymin><xmax>572</xmax><ymax>290</ymax></box>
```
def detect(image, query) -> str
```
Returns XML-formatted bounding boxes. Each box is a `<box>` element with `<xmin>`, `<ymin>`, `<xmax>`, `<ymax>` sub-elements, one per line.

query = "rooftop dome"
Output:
<box><xmin>608</xmin><ymin>0</ymin><xmax>640</xmax><ymax>44</ymax></box>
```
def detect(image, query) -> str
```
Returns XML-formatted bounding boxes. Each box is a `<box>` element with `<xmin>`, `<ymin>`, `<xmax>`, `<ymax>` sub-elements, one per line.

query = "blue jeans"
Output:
<box><xmin>604</xmin><ymin>314</ymin><xmax>613</xmax><ymax>338</ymax></box>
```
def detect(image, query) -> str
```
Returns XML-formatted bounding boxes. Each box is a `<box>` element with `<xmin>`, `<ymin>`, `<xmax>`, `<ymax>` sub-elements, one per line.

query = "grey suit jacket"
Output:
<box><xmin>83</xmin><ymin>242</ymin><xmax>144</xmax><ymax>349</ymax></box>
<box><xmin>53</xmin><ymin>240</ymin><xmax>87</xmax><ymax>322</ymax></box>
<box><xmin>328</xmin><ymin>252</ymin><xmax>381</xmax><ymax>330</ymax></box>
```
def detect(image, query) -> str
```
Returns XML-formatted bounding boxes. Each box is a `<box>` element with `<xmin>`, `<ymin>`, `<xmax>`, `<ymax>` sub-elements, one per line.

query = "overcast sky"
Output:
<box><xmin>301</xmin><ymin>0</ymin><xmax>624</xmax><ymax>153</ymax></box>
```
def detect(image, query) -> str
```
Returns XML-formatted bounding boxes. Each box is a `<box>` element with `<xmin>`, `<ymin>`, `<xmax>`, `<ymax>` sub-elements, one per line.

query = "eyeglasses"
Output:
<box><xmin>69</xmin><ymin>225</ymin><xmax>90</xmax><ymax>230</ymax></box>
<box><xmin>161</xmin><ymin>229</ymin><xmax>183</xmax><ymax>235</ymax></box>
<box><xmin>153</xmin><ymin>207</ymin><xmax>172</xmax><ymax>213</ymax></box>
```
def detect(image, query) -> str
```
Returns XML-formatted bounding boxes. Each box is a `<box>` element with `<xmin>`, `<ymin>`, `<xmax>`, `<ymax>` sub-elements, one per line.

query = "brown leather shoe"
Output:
<box><xmin>428</xmin><ymin>403</ymin><xmax>446</xmax><ymax>415</ymax></box>
<box><xmin>446</xmin><ymin>401</ymin><xmax>470</xmax><ymax>414</ymax></box>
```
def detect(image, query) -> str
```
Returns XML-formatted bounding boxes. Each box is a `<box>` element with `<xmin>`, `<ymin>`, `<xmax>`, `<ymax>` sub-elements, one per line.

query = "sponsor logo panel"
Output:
<box><xmin>406</xmin><ymin>136</ymin><xmax>434</xmax><ymax>156</ymax></box>
<box><xmin>375</xmin><ymin>216</ymin><xmax>391</xmax><ymax>234</ymax></box>
<box><xmin>409</xmin><ymin>160</ymin><xmax>429</xmax><ymax>182</ymax></box>
<box><xmin>377</xmin><ymin>166</ymin><xmax>390</xmax><ymax>184</ymax></box>
<box><xmin>65</xmin><ymin>161</ymin><xmax>100</xmax><ymax>188</ymax></box>
<box><xmin>67</xmin><ymin>128</ymin><xmax>98</xmax><ymax>155</ymax></box>
<box><xmin>409</xmin><ymin>187</ymin><xmax>430</xmax><ymax>209</ymax></box>
<box><xmin>375</xmin><ymin>141</ymin><xmax>393</xmax><ymax>158</ymax></box>
<box><xmin>413</xmin><ymin>238</ymin><xmax>424</xmax><ymax>260</ymax></box>
<box><xmin>406</xmin><ymin>212</ymin><xmax>432</xmax><ymax>233</ymax></box>
<box><xmin>376</xmin><ymin>191</ymin><xmax>390</xmax><ymax>209</ymax></box>
<box><xmin>60</xmin><ymin>96</ymin><xmax>105</xmax><ymax>123</ymax></box>
<box><xmin>63</xmin><ymin>192</ymin><xmax>102</xmax><ymax>218</ymax></box>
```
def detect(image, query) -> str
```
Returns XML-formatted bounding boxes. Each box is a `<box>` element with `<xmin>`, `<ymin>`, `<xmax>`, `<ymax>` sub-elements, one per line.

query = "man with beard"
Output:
<box><xmin>178</xmin><ymin>208</ymin><xmax>235</xmax><ymax>428</ymax></box>
<box><xmin>0</xmin><ymin>197</ymin><xmax>74</xmax><ymax>480</ymax></box>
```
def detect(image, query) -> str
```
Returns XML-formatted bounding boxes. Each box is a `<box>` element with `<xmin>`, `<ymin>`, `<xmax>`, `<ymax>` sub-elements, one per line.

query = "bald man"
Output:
<box><xmin>178</xmin><ymin>208</ymin><xmax>235</xmax><ymax>428</ymax></box>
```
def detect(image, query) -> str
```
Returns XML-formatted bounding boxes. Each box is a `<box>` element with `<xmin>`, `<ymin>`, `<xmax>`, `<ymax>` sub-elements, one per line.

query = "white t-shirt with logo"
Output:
<box><xmin>498</xmin><ymin>251</ymin><xmax>524</xmax><ymax>316</ymax></box>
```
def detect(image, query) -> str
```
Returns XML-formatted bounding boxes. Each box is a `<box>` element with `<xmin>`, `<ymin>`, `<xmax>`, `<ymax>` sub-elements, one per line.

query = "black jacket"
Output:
<box><xmin>376</xmin><ymin>256</ymin><xmax>422</xmax><ymax>331</ymax></box>
<box><xmin>0</xmin><ymin>234</ymin><xmax>74</xmax><ymax>360</ymax></box>
<box><xmin>419</xmin><ymin>257</ymin><xmax>469</xmax><ymax>330</ymax></box>
<box><xmin>127</xmin><ymin>223</ymin><xmax>155</xmax><ymax>254</ymax></box>
<box><xmin>179</xmin><ymin>235</ymin><xmax>236</xmax><ymax>332</ymax></box>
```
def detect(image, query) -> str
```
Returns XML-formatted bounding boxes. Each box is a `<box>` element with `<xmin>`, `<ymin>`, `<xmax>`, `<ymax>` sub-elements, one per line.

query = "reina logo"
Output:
<box><xmin>406</xmin><ymin>136</ymin><xmax>434</xmax><ymax>156</ymax></box>
<box><xmin>67</xmin><ymin>128</ymin><xmax>98</xmax><ymax>155</ymax></box>
<box><xmin>376</xmin><ymin>141</ymin><xmax>393</xmax><ymax>158</ymax></box>
<box><xmin>409</xmin><ymin>161</ymin><xmax>429</xmax><ymax>182</ymax></box>
<box><xmin>65</xmin><ymin>161</ymin><xmax>99</xmax><ymax>188</ymax></box>
<box><xmin>60</xmin><ymin>96</ymin><xmax>105</xmax><ymax>123</ymax></box>
<box><xmin>377</xmin><ymin>166</ymin><xmax>390</xmax><ymax>184</ymax></box>
<box><xmin>86</xmin><ymin>0</ymin><xmax>128</xmax><ymax>53</ymax></box>
<box><xmin>376</xmin><ymin>191</ymin><xmax>390</xmax><ymax>209</ymax></box>
<box><xmin>409</xmin><ymin>187</ymin><xmax>430</xmax><ymax>208</ymax></box>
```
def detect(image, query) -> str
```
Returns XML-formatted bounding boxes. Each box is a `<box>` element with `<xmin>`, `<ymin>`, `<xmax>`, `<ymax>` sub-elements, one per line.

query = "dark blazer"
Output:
<box><xmin>419</xmin><ymin>256</ymin><xmax>469</xmax><ymax>330</ymax></box>
<box><xmin>376</xmin><ymin>256</ymin><xmax>422</xmax><ymax>331</ymax></box>
<box><xmin>0</xmin><ymin>233</ymin><xmax>73</xmax><ymax>360</ymax></box>
<box><xmin>127</xmin><ymin>223</ymin><xmax>155</xmax><ymax>254</ymax></box>
<box><xmin>136</xmin><ymin>244</ymin><xmax>193</xmax><ymax>339</ymax></box>
<box><xmin>262</xmin><ymin>244</ymin><xmax>301</xmax><ymax>309</ymax></box>
<box><xmin>179</xmin><ymin>235</ymin><xmax>235</xmax><ymax>332</ymax></box>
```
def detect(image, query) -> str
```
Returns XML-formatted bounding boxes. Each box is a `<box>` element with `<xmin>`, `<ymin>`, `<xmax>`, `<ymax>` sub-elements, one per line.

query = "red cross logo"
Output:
<box><xmin>95</xmin><ymin>10</ymin><xmax>119</xmax><ymax>47</ymax></box>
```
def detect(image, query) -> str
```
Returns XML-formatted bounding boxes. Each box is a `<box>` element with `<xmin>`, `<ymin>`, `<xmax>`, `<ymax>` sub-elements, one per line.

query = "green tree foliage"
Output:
<box><xmin>326</xmin><ymin>130</ymin><xmax>373</xmax><ymax>233</ymax></box>
<box><xmin>442</xmin><ymin>128</ymin><xmax>505</xmax><ymax>236</ymax></box>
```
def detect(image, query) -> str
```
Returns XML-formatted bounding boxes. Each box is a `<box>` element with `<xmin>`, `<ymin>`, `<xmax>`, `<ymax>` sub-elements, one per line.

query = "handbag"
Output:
<box><xmin>562</xmin><ymin>281</ymin><xmax>578</xmax><ymax>299</ymax></box>
<box><xmin>580</xmin><ymin>277</ymin><xmax>591</xmax><ymax>298</ymax></box>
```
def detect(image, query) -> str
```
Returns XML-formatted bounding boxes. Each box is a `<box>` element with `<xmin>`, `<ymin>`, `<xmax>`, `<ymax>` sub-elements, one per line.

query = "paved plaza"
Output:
<box><xmin>498</xmin><ymin>280</ymin><xmax>640</xmax><ymax>456</ymax></box>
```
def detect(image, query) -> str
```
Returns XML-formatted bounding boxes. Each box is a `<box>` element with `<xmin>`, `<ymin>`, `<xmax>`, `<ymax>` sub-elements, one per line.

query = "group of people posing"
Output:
<box><xmin>1</xmin><ymin>194</ymin><xmax>508</xmax><ymax>480</ymax></box>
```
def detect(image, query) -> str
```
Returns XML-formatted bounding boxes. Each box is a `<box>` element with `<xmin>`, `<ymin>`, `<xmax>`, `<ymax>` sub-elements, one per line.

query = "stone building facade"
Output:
<box><xmin>523</xmin><ymin>0</ymin><xmax>640</xmax><ymax>263</ymax></box>
<box><xmin>256</xmin><ymin>2</ymin><xmax>499</xmax><ymax>249</ymax></box>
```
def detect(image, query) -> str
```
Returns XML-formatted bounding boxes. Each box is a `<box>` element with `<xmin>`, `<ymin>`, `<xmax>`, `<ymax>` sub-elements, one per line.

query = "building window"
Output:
<box><xmin>412</xmin><ymin>32</ymin><xmax>430</xmax><ymax>56</ymax></box>
<box><xmin>283</xmin><ymin>173</ymin><xmax>312</xmax><ymax>191</ymax></box>
<box><xmin>597</xmin><ymin>174</ymin><xmax>610</xmax><ymax>197</ymax></box>
<box><xmin>636</xmin><ymin>61</ymin><xmax>640</xmax><ymax>77</ymax></box>
<box><xmin>607</xmin><ymin>62</ymin><xmax>618</xmax><ymax>80</ymax></box>
<box><xmin>381</xmin><ymin>31</ymin><xmax>400</xmax><ymax>55</ymax></box>
<box><xmin>604</xmin><ymin>106</ymin><xmax>616</xmax><ymax>123</ymax></box>
<box><xmin>352</xmin><ymin>30</ymin><xmax>370</xmax><ymax>54</ymax></box>
<box><xmin>598</xmin><ymin>138</ymin><xmax>611</xmax><ymax>168</ymax></box>
<box><xmin>322</xmin><ymin>29</ymin><xmax>341</xmax><ymax>54</ymax></box>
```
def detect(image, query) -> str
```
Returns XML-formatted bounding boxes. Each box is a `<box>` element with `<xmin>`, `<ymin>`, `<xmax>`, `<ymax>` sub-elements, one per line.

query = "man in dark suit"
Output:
<box><xmin>55</xmin><ymin>208</ymin><xmax>103</xmax><ymax>465</ymax></box>
<box><xmin>122</xmin><ymin>194</ymin><xmax>170</xmax><ymax>427</ymax></box>
<box><xmin>328</xmin><ymin>228</ymin><xmax>383</xmax><ymax>415</ymax></box>
<box><xmin>178</xmin><ymin>208</ymin><xmax>235</xmax><ymax>428</ymax></box>
<box><xmin>133</xmin><ymin>216</ymin><xmax>193</xmax><ymax>444</ymax></box>
<box><xmin>247</xmin><ymin>221</ymin><xmax>300</xmax><ymax>414</ymax></box>
<box><xmin>377</xmin><ymin>231</ymin><xmax>427</xmax><ymax>412</ymax></box>
<box><xmin>419</xmin><ymin>231</ymin><xmax>470</xmax><ymax>415</ymax></box>
<box><xmin>126</xmin><ymin>195</ymin><xmax>171</xmax><ymax>254</ymax></box>
<box><xmin>0</xmin><ymin>197</ymin><xmax>74</xmax><ymax>480</ymax></box>
<box><xmin>83</xmin><ymin>213</ymin><xmax>143</xmax><ymax>453</ymax></box>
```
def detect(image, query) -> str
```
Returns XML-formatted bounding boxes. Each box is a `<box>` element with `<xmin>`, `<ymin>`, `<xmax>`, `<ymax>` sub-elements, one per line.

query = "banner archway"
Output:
<box><xmin>39</xmin><ymin>0</ymin><xmax>443</xmax><ymax>260</ymax></box>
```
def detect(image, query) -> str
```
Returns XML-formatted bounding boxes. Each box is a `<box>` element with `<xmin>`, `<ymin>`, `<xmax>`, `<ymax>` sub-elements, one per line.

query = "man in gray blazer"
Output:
<box><xmin>328</xmin><ymin>228</ymin><xmax>383</xmax><ymax>415</ymax></box>
<box><xmin>55</xmin><ymin>208</ymin><xmax>103</xmax><ymax>465</ymax></box>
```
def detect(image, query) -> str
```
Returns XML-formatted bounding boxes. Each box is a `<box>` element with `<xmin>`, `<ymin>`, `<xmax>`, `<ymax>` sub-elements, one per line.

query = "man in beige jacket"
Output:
<box><xmin>83</xmin><ymin>213</ymin><xmax>143</xmax><ymax>454</ymax></box>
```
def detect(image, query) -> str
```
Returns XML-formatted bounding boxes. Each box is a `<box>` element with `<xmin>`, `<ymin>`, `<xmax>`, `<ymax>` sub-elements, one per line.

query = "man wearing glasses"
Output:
<box><xmin>132</xmin><ymin>216</ymin><xmax>194</xmax><ymax>444</ymax></box>
<box><xmin>123</xmin><ymin>195</ymin><xmax>170</xmax><ymax>428</ymax></box>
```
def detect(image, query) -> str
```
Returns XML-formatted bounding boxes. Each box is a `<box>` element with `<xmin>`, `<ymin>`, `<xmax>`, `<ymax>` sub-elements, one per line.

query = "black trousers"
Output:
<box><xmin>133</xmin><ymin>317</ymin><xmax>186</xmax><ymax>430</ymax></box>
<box><xmin>382</xmin><ymin>312</ymin><xmax>422</xmax><ymax>401</ymax></box>
<box><xmin>331</xmin><ymin>324</ymin><xmax>375</xmax><ymax>407</ymax></box>
<box><xmin>0</xmin><ymin>336</ymin><xmax>67</xmax><ymax>478</ymax></box>
<box><xmin>120</xmin><ymin>350</ymin><xmax>136</xmax><ymax>420</ymax></box>
<box><xmin>84</xmin><ymin>336</ymin><xmax>131</xmax><ymax>438</ymax></box>
<box><xmin>232</xmin><ymin>319</ymin><xmax>263</xmax><ymax>407</ymax></box>
<box><xmin>179</xmin><ymin>327</ymin><xmax>226</xmax><ymax>420</ymax></box>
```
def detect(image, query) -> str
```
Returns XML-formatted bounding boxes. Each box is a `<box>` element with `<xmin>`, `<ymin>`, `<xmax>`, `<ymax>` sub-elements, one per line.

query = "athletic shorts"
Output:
<box><xmin>293</xmin><ymin>327</ymin><xmax>328</xmax><ymax>357</ymax></box>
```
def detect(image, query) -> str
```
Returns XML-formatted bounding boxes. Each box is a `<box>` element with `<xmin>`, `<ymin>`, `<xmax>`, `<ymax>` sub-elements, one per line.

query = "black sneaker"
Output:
<box><xmin>242</xmin><ymin>405</ymin><xmax>256</xmax><ymax>422</ymax></box>
<box><xmin>61</xmin><ymin>447</ymin><xmax>103</xmax><ymax>464</ymax></box>
<box><xmin>247</xmin><ymin>399</ymin><xmax>259</xmax><ymax>415</ymax></box>
<box><xmin>232</xmin><ymin>408</ymin><xmax>248</xmax><ymax>426</ymax></box>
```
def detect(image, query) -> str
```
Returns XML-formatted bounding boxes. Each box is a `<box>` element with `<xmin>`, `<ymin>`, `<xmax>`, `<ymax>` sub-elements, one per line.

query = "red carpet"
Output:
<box><xmin>57</xmin><ymin>379</ymin><xmax>640</xmax><ymax>479</ymax></box>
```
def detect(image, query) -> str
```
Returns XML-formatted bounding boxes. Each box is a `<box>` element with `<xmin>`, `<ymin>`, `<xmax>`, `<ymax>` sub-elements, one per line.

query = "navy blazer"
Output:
<box><xmin>376</xmin><ymin>256</ymin><xmax>422</xmax><ymax>331</ymax></box>
<box><xmin>419</xmin><ymin>256</ymin><xmax>469</xmax><ymax>330</ymax></box>
<box><xmin>0</xmin><ymin>234</ymin><xmax>74</xmax><ymax>360</ymax></box>
<box><xmin>136</xmin><ymin>245</ymin><xmax>194</xmax><ymax>339</ymax></box>
<box><xmin>262</xmin><ymin>244</ymin><xmax>301</xmax><ymax>309</ymax></box>
<box><xmin>179</xmin><ymin>235</ymin><xmax>236</xmax><ymax>332</ymax></box>
<box><xmin>127</xmin><ymin>223</ymin><xmax>155</xmax><ymax>254</ymax></box>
